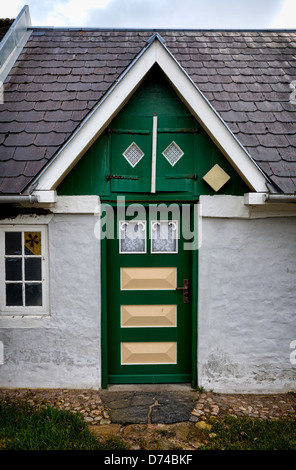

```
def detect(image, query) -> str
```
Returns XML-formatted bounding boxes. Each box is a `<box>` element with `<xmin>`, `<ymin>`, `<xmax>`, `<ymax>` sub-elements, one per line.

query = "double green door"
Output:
<box><xmin>109</xmin><ymin>115</ymin><xmax>198</xmax><ymax>194</ymax></box>
<box><xmin>106</xmin><ymin>205</ymin><xmax>193</xmax><ymax>384</ymax></box>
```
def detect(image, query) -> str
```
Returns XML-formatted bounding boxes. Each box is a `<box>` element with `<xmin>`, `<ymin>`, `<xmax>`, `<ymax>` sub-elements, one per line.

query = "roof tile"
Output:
<box><xmin>13</xmin><ymin>146</ymin><xmax>54</xmax><ymax>161</ymax></box>
<box><xmin>250</xmin><ymin>146</ymin><xmax>282</xmax><ymax>162</ymax></box>
<box><xmin>0</xmin><ymin>160</ymin><xmax>26</xmax><ymax>177</ymax></box>
<box><xmin>270</xmin><ymin>175</ymin><xmax>294</xmax><ymax>193</ymax></box>
<box><xmin>16</xmin><ymin>111</ymin><xmax>45</xmax><ymax>122</ymax></box>
<box><xmin>0</xmin><ymin>147</ymin><xmax>15</xmax><ymax>160</ymax></box>
<box><xmin>256</xmin><ymin>133</ymin><xmax>290</xmax><ymax>148</ymax></box>
<box><xmin>34</xmin><ymin>132</ymin><xmax>69</xmax><ymax>146</ymax></box>
<box><xmin>0</xmin><ymin>174</ymin><xmax>32</xmax><ymax>194</ymax></box>
<box><xmin>270</xmin><ymin>160</ymin><xmax>296</xmax><ymax>177</ymax></box>
<box><xmin>43</xmin><ymin>110</ymin><xmax>73</xmax><ymax>121</ymax></box>
<box><xmin>23</xmin><ymin>160</ymin><xmax>49</xmax><ymax>177</ymax></box>
<box><xmin>4</xmin><ymin>133</ymin><xmax>35</xmax><ymax>147</ymax></box>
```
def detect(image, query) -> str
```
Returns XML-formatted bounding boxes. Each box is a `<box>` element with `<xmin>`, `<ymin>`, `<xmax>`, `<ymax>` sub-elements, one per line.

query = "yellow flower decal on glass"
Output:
<box><xmin>24</xmin><ymin>232</ymin><xmax>41</xmax><ymax>256</ymax></box>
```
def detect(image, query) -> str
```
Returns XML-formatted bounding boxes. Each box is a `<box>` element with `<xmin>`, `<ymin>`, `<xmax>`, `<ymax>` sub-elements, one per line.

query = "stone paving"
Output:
<box><xmin>0</xmin><ymin>388</ymin><xmax>295</xmax><ymax>425</ymax></box>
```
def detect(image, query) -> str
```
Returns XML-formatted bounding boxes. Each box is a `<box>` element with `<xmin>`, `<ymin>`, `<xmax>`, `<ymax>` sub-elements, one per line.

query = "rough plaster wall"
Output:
<box><xmin>198</xmin><ymin>217</ymin><xmax>296</xmax><ymax>393</ymax></box>
<box><xmin>0</xmin><ymin>214</ymin><xmax>101</xmax><ymax>389</ymax></box>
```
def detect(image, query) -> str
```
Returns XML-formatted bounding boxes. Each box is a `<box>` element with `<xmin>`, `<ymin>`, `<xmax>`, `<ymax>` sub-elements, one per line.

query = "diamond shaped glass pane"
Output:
<box><xmin>162</xmin><ymin>141</ymin><xmax>184</xmax><ymax>167</ymax></box>
<box><xmin>123</xmin><ymin>142</ymin><xmax>144</xmax><ymax>168</ymax></box>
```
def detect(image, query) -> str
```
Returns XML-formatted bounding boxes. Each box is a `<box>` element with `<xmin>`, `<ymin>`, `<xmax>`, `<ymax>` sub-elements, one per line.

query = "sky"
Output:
<box><xmin>1</xmin><ymin>0</ymin><xmax>296</xmax><ymax>29</ymax></box>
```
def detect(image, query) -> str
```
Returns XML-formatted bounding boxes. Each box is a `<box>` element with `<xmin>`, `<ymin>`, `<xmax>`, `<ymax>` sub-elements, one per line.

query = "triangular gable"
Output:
<box><xmin>33</xmin><ymin>33</ymin><xmax>269</xmax><ymax>193</ymax></box>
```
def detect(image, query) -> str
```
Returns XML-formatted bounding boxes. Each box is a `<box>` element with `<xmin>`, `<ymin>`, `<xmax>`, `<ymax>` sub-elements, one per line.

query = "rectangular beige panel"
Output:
<box><xmin>121</xmin><ymin>342</ymin><xmax>177</xmax><ymax>365</ymax></box>
<box><xmin>121</xmin><ymin>305</ymin><xmax>177</xmax><ymax>327</ymax></box>
<box><xmin>121</xmin><ymin>267</ymin><xmax>177</xmax><ymax>290</ymax></box>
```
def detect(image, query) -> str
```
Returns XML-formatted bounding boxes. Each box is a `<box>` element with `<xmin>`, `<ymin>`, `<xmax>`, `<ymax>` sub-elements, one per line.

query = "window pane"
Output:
<box><xmin>24</xmin><ymin>232</ymin><xmax>41</xmax><ymax>256</ymax></box>
<box><xmin>119</xmin><ymin>221</ymin><xmax>146</xmax><ymax>253</ymax></box>
<box><xmin>5</xmin><ymin>258</ymin><xmax>22</xmax><ymax>281</ymax></box>
<box><xmin>6</xmin><ymin>283</ymin><xmax>23</xmax><ymax>306</ymax></box>
<box><xmin>151</xmin><ymin>221</ymin><xmax>178</xmax><ymax>253</ymax></box>
<box><xmin>25</xmin><ymin>283</ymin><xmax>42</xmax><ymax>306</ymax></box>
<box><xmin>25</xmin><ymin>258</ymin><xmax>41</xmax><ymax>281</ymax></box>
<box><xmin>123</xmin><ymin>142</ymin><xmax>145</xmax><ymax>168</ymax></box>
<box><xmin>5</xmin><ymin>232</ymin><xmax>22</xmax><ymax>255</ymax></box>
<box><xmin>162</xmin><ymin>141</ymin><xmax>184</xmax><ymax>166</ymax></box>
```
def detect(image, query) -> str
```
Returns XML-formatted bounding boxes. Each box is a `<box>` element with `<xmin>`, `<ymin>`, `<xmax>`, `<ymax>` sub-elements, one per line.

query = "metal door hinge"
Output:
<box><xmin>106</xmin><ymin>175</ymin><xmax>139</xmax><ymax>181</ymax></box>
<box><xmin>165</xmin><ymin>174</ymin><xmax>198</xmax><ymax>180</ymax></box>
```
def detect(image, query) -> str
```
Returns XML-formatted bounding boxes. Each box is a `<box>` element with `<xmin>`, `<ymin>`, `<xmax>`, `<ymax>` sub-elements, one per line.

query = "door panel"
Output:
<box><xmin>110</xmin><ymin>120</ymin><xmax>151</xmax><ymax>193</ymax></box>
<box><xmin>121</xmin><ymin>342</ymin><xmax>177</xmax><ymax>365</ymax></box>
<box><xmin>121</xmin><ymin>267</ymin><xmax>177</xmax><ymax>290</ymax></box>
<box><xmin>107</xmin><ymin>205</ymin><xmax>192</xmax><ymax>384</ymax></box>
<box><xmin>156</xmin><ymin>132</ymin><xmax>196</xmax><ymax>192</ymax></box>
<box><xmin>156</xmin><ymin>116</ymin><xmax>198</xmax><ymax>193</ymax></box>
<box><xmin>121</xmin><ymin>305</ymin><xmax>177</xmax><ymax>328</ymax></box>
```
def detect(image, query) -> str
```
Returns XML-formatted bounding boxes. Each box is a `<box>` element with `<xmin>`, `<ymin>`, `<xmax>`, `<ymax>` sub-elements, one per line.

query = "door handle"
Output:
<box><xmin>176</xmin><ymin>279</ymin><xmax>189</xmax><ymax>304</ymax></box>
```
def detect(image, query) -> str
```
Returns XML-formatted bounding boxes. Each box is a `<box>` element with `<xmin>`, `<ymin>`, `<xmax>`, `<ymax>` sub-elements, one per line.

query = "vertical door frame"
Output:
<box><xmin>101</xmin><ymin>230</ymin><xmax>108</xmax><ymax>389</ymax></box>
<box><xmin>100</xmin><ymin>201</ymin><xmax>198</xmax><ymax>389</ymax></box>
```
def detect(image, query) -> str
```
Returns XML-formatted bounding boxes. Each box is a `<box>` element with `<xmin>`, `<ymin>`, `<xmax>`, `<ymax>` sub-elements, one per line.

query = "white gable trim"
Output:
<box><xmin>34</xmin><ymin>35</ymin><xmax>269</xmax><ymax>193</ymax></box>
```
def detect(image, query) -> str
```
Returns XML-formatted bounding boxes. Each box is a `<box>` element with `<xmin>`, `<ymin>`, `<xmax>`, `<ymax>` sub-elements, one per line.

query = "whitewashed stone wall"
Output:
<box><xmin>198</xmin><ymin>216</ymin><xmax>296</xmax><ymax>393</ymax></box>
<box><xmin>0</xmin><ymin>214</ymin><xmax>102</xmax><ymax>389</ymax></box>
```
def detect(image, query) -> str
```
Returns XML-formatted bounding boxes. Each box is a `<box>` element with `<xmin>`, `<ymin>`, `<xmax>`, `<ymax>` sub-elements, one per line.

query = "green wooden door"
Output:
<box><xmin>106</xmin><ymin>205</ymin><xmax>192</xmax><ymax>384</ymax></box>
<box><xmin>109</xmin><ymin>118</ymin><xmax>152</xmax><ymax>193</ymax></box>
<box><xmin>108</xmin><ymin>115</ymin><xmax>200</xmax><ymax>195</ymax></box>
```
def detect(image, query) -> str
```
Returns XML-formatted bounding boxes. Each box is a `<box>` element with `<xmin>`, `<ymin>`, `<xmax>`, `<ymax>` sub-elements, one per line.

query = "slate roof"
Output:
<box><xmin>1</xmin><ymin>28</ymin><xmax>296</xmax><ymax>194</ymax></box>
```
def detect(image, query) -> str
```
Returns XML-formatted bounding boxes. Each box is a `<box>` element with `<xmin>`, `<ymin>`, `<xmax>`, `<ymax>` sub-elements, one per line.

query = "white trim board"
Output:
<box><xmin>34</xmin><ymin>35</ymin><xmax>269</xmax><ymax>193</ymax></box>
<box><xmin>3</xmin><ymin>196</ymin><xmax>101</xmax><ymax>215</ymax></box>
<box><xmin>200</xmin><ymin>195</ymin><xmax>296</xmax><ymax>219</ymax></box>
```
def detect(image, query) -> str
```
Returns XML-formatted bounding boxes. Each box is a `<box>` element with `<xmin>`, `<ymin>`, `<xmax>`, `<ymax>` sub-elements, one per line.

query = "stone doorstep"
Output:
<box><xmin>99</xmin><ymin>390</ymin><xmax>201</xmax><ymax>425</ymax></box>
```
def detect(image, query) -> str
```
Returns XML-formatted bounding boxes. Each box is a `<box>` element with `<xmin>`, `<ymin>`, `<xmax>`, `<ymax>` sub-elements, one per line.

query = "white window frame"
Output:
<box><xmin>0</xmin><ymin>225</ymin><xmax>49</xmax><ymax>316</ymax></box>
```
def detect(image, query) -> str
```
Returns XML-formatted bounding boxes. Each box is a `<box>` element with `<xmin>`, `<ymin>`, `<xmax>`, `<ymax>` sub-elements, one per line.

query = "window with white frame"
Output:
<box><xmin>0</xmin><ymin>226</ymin><xmax>48</xmax><ymax>315</ymax></box>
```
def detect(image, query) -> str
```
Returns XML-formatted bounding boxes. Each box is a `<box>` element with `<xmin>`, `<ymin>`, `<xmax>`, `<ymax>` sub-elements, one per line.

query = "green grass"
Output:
<box><xmin>203</xmin><ymin>416</ymin><xmax>296</xmax><ymax>450</ymax></box>
<box><xmin>0</xmin><ymin>400</ymin><xmax>295</xmax><ymax>451</ymax></box>
<box><xmin>0</xmin><ymin>401</ymin><xmax>127</xmax><ymax>450</ymax></box>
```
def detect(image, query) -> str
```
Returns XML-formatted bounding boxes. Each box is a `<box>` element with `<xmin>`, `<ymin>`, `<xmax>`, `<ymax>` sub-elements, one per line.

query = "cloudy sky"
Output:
<box><xmin>1</xmin><ymin>0</ymin><xmax>296</xmax><ymax>29</ymax></box>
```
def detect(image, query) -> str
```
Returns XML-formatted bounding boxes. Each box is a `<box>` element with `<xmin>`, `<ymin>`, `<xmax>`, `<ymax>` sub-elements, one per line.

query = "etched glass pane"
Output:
<box><xmin>151</xmin><ymin>221</ymin><xmax>178</xmax><ymax>253</ymax></box>
<box><xmin>162</xmin><ymin>141</ymin><xmax>184</xmax><ymax>166</ymax></box>
<box><xmin>119</xmin><ymin>221</ymin><xmax>146</xmax><ymax>253</ymax></box>
<box><xmin>123</xmin><ymin>142</ymin><xmax>144</xmax><ymax>168</ymax></box>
